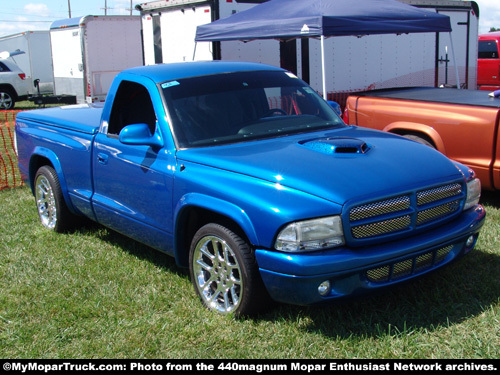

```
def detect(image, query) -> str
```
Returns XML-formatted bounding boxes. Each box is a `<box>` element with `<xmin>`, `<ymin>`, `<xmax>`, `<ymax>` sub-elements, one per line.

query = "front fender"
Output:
<box><xmin>383</xmin><ymin>121</ymin><xmax>447</xmax><ymax>154</ymax></box>
<box><xmin>174</xmin><ymin>193</ymin><xmax>259</xmax><ymax>244</ymax></box>
<box><xmin>173</xmin><ymin>193</ymin><xmax>259</xmax><ymax>265</ymax></box>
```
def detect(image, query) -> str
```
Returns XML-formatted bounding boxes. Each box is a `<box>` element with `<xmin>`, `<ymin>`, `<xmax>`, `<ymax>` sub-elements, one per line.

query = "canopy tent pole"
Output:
<box><xmin>448</xmin><ymin>32</ymin><xmax>461</xmax><ymax>89</ymax></box>
<box><xmin>321</xmin><ymin>35</ymin><xmax>327</xmax><ymax>100</ymax></box>
<box><xmin>193</xmin><ymin>42</ymin><xmax>197</xmax><ymax>61</ymax></box>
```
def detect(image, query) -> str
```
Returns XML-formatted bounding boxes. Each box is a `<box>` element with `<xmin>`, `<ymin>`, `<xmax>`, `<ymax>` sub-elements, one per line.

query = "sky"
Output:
<box><xmin>0</xmin><ymin>0</ymin><xmax>499</xmax><ymax>38</ymax></box>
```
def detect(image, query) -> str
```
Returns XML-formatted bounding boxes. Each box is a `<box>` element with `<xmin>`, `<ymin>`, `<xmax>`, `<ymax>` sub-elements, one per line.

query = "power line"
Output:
<box><xmin>0</xmin><ymin>20</ymin><xmax>53</xmax><ymax>23</ymax></box>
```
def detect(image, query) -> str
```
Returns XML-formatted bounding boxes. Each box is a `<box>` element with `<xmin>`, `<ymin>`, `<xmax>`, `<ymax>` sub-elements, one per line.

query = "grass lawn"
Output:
<box><xmin>0</xmin><ymin>186</ymin><xmax>499</xmax><ymax>359</ymax></box>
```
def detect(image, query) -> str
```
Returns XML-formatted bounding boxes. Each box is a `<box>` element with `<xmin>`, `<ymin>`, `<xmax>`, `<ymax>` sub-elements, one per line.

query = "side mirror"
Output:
<box><xmin>119</xmin><ymin>123</ymin><xmax>163</xmax><ymax>148</ymax></box>
<box><xmin>327</xmin><ymin>101</ymin><xmax>342</xmax><ymax>116</ymax></box>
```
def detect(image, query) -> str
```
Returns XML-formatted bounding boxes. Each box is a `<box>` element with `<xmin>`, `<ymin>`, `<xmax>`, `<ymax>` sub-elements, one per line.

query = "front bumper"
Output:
<box><xmin>255</xmin><ymin>205</ymin><xmax>485</xmax><ymax>306</ymax></box>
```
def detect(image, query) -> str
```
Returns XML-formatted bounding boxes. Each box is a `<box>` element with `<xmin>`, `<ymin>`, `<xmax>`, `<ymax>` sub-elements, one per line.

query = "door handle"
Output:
<box><xmin>97</xmin><ymin>153</ymin><xmax>108</xmax><ymax>165</ymax></box>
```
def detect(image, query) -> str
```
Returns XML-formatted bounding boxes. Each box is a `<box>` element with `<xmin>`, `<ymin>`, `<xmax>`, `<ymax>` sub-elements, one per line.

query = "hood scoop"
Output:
<box><xmin>300</xmin><ymin>137</ymin><xmax>371</xmax><ymax>155</ymax></box>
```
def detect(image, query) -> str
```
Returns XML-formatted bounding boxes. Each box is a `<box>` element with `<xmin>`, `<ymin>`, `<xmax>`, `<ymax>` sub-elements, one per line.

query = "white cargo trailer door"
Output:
<box><xmin>83</xmin><ymin>17</ymin><xmax>143</xmax><ymax>103</ymax></box>
<box><xmin>161</xmin><ymin>5</ymin><xmax>213</xmax><ymax>63</ymax></box>
<box><xmin>27</xmin><ymin>32</ymin><xmax>54</xmax><ymax>94</ymax></box>
<box><xmin>142</xmin><ymin>3</ymin><xmax>212</xmax><ymax>65</ymax></box>
<box><xmin>50</xmin><ymin>27</ymin><xmax>85</xmax><ymax>102</ymax></box>
<box><xmin>142</xmin><ymin>15</ymin><xmax>156</xmax><ymax>66</ymax></box>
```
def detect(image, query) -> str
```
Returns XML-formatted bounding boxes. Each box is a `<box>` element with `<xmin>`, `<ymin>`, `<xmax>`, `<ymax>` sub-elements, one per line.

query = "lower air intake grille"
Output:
<box><xmin>366</xmin><ymin>245</ymin><xmax>453</xmax><ymax>283</ymax></box>
<box><xmin>349</xmin><ymin>182</ymin><xmax>464</xmax><ymax>241</ymax></box>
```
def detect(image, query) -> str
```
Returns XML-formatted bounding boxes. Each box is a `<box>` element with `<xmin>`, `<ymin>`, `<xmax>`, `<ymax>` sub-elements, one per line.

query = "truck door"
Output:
<box><xmin>92</xmin><ymin>79</ymin><xmax>176</xmax><ymax>254</ymax></box>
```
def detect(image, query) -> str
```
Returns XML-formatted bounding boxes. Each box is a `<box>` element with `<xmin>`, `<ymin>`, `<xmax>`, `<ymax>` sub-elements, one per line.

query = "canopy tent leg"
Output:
<box><xmin>448</xmin><ymin>32</ymin><xmax>461</xmax><ymax>89</ymax></box>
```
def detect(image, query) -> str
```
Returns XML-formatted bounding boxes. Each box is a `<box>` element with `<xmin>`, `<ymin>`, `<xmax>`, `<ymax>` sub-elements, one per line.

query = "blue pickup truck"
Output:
<box><xmin>15</xmin><ymin>61</ymin><xmax>485</xmax><ymax>316</ymax></box>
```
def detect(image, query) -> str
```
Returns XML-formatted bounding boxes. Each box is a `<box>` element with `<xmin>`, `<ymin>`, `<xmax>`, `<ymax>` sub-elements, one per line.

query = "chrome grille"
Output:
<box><xmin>366</xmin><ymin>245</ymin><xmax>453</xmax><ymax>283</ymax></box>
<box><xmin>417</xmin><ymin>183</ymin><xmax>462</xmax><ymax>205</ymax></box>
<box><xmin>351</xmin><ymin>215</ymin><xmax>411</xmax><ymax>239</ymax></box>
<box><xmin>349</xmin><ymin>182</ymin><xmax>464</xmax><ymax>241</ymax></box>
<box><xmin>416</xmin><ymin>199</ymin><xmax>461</xmax><ymax>225</ymax></box>
<box><xmin>350</xmin><ymin>196</ymin><xmax>410</xmax><ymax>221</ymax></box>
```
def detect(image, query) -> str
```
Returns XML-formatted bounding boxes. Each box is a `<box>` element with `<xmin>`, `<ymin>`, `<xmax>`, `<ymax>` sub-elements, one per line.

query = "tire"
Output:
<box><xmin>403</xmin><ymin>134</ymin><xmax>435</xmax><ymax>148</ymax></box>
<box><xmin>34</xmin><ymin>166</ymin><xmax>75</xmax><ymax>232</ymax></box>
<box><xmin>189</xmin><ymin>223</ymin><xmax>268</xmax><ymax>316</ymax></box>
<box><xmin>0</xmin><ymin>89</ymin><xmax>15</xmax><ymax>110</ymax></box>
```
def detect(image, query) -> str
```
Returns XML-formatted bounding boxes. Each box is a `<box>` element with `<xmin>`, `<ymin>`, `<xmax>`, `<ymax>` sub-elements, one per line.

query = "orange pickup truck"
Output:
<box><xmin>344</xmin><ymin>87</ymin><xmax>500</xmax><ymax>191</ymax></box>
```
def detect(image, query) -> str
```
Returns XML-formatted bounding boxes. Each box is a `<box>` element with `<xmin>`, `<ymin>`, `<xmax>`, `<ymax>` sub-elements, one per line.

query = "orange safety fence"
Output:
<box><xmin>0</xmin><ymin>110</ymin><xmax>25</xmax><ymax>191</ymax></box>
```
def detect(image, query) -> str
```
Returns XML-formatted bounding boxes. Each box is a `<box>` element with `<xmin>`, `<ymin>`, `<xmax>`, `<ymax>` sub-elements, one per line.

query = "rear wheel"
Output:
<box><xmin>0</xmin><ymin>89</ymin><xmax>15</xmax><ymax>110</ymax></box>
<box><xmin>189</xmin><ymin>223</ymin><xmax>268</xmax><ymax>316</ymax></box>
<box><xmin>34</xmin><ymin>166</ymin><xmax>75</xmax><ymax>232</ymax></box>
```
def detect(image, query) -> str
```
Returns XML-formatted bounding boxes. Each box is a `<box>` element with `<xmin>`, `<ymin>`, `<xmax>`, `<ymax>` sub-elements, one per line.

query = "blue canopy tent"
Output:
<box><xmin>195</xmin><ymin>0</ymin><xmax>455</xmax><ymax>98</ymax></box>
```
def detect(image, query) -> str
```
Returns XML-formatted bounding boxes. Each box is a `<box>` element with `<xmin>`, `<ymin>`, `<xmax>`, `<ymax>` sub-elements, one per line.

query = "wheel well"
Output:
<box><xmin>28</xmin><ymin>155</ymin><xmax>53</xmax><ymax>192</ymax></box>
<box><xmin>0</xmin><ymin>84</ymin><xmax>17</xmax><ymax>98</ymax></box>
<box><xmin>175</xmin><ymin>207</ymin><xmax>250</xmax><ymax>268</ymax></box>
<box><xmin>391</xmin><ymin>130</ymin><xmax>436</xmax><ymax>148</ymax></box>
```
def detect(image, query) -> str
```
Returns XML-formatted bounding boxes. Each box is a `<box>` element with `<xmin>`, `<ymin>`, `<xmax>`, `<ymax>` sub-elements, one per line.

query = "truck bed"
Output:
<box><xmin>17</xmin><ymin>103</ymin><xmax>104</xmax><ymax>134</ymax></box>
<box><xmin>356</xmin><ymin>87</ymin><xmax>500</xmax><ymax>109</ymax></box>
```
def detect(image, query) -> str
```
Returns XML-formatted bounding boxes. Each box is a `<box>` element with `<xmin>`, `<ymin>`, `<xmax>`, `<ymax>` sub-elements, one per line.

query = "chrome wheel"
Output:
<box><xmin>192</xmin><ymin>235</ymin><xmax>243</xmax><ymax>314</ymax></box>
<box><xmin>35</xmin><ymin>173</ymin><xmax>57</xmax><ymax>229</ymax></box>
<box><xmin>33</xmin><ymin>165</ymin><xmax>76</xmax><ymax>232</ymax></box>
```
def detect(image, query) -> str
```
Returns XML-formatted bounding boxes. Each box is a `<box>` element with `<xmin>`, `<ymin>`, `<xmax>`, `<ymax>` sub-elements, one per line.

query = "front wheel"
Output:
<box><xmin>34</xmin><ymin>166</ymin><xmax>75</xmax><ymax>232</ymax></box>
<box><xmin>189</xmin><ymin>223</ymin><xmax>268</xmax><ymax>316</ymax></box>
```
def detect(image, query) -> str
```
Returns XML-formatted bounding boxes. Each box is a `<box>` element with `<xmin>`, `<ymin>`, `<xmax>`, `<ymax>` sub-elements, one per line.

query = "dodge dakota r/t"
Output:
<box><xmin>16</xmin><ymin>62</ymin><xmax>485</xmax><ymax>316</ymax></box>
<box><xmin>344</xmin><ymin>87</ymin><xmax>500</xmax><ymax>192</ymax></box>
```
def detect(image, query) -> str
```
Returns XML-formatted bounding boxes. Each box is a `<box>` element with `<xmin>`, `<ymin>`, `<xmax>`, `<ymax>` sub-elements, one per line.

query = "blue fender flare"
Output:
<box><xmin>173</xmin><ymin>193</ymin><xmax>260</xmax><ymax>266</ymax></box>
<box><xmin>29</xmin><ymin>146</ymin><xmax>76</xmax><ymax>213</ymax></box>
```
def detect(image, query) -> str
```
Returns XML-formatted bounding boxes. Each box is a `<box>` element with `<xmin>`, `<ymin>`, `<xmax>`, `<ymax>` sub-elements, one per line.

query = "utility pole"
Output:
<box><xmin>102</xmin><ymin>0</ymin><xmax>113</xmax><ymax>15</ymax></box>
<box><xmin>67</xmin><ymin>0</ymin><xmax>72</xmax><ymax>18</ymax></box>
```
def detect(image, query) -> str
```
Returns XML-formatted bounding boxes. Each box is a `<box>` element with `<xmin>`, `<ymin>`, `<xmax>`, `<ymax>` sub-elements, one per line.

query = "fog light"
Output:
<box><xmin>318</xmin><ymin>280</ymin><xmax>331</xmax><ymax>296</ymax></box>
<box><xmin>465</xmin><ymin>235</ymin><xmax>475</xmax><ymax>248</ymax></box>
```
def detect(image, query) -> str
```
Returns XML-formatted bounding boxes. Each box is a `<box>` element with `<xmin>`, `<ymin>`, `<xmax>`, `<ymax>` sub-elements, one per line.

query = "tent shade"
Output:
<box><xmin>195</xmin><ymin>0</ymin><xmax>452</xmax><ymax>42</ymax></box>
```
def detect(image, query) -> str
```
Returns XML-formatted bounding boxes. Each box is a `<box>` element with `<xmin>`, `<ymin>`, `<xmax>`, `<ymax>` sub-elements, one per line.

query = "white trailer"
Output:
<box><xmin>50</xmin><ymin>15</ymin><xmax>143</xmax><ymax>103</ymax></box>
<box><xmin>310</xmin><ymin>0</ymin><xmax>480</xmax><ymax>94</ymax></box>
<box><xmin>0</xmin><ymin>31</ymin><xmax>54</xmax><ymax>94</ymax></box>
<box><xmin>137</xmin><ymin>0</ymin><xmax>278</xmax><ymax>65</ymax></box>
<box><xmin>137</xmin><ymin>0</ymin><xmax>479</xmax><ymax>101</ymax></box>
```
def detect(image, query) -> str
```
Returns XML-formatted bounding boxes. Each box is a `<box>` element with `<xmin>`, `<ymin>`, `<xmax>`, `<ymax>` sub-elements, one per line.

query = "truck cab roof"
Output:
<box><xmin>122</xmin><ymin>61</ymin><xmax>286</xmax><ymax>84</ymax></box>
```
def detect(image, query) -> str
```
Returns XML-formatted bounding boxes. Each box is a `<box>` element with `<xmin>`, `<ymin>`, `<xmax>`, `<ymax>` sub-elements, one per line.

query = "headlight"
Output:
<box><xmin>275</xmin><ymin>216</ymin><xmax>345</xmax><ymax>252</ymax></box>
<box><xmin>464</xmin><ymin>178</ymin><xmax>481</xmax><ymax>211</ymax></box>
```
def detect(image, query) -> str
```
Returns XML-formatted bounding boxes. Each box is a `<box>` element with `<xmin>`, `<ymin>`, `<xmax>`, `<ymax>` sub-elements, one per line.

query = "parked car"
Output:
<box><xmin>477</xmin><ymin>31</ymin><xmax>500</xmax><ymax>91</ymax></box>
<box><xmin>0</xmin><ymin>52</ymin><xmax>30</xmax><ymax>109</ymax></box>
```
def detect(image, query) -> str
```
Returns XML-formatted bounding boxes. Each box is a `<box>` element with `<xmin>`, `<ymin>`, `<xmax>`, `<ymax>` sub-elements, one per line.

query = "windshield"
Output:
<box><xmin>161</xmin><ymin>70</ymin><xmax>346</xmax><ymax>148</ymax></box>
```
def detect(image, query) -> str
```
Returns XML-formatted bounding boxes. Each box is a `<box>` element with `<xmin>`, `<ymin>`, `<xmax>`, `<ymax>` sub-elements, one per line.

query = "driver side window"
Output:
<box><xmin>108</xmin><ymin>81</ymin><xmax>157</xmax><ymax>136</ymax></box>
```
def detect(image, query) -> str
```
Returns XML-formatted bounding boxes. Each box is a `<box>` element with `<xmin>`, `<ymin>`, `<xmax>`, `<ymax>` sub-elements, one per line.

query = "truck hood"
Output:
<box><xmin>176</xmin><ymin>126</ymin><xmax>463</xmax><ymax>205</ymax></box>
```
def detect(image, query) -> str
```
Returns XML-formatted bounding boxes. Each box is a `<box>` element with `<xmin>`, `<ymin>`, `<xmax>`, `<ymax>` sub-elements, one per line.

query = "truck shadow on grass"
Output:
<box><xmin>480</xmin><ymin>190</ymin><xmax>500</xmax><ymax>207</ymax></box>
<box><xmin>267</xmin><ymin>248</ymin><xmax>500</xmax><ymax>339</ymax></box>
<box><xmin>75</xmin><ymin>212</ymin><xmax>499</xmax><ymax>339</ymax></box>
<box><xmin>80</xmin><ymin>221</ymin><xmax>189</xmax><ymax>280</ymax></box>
